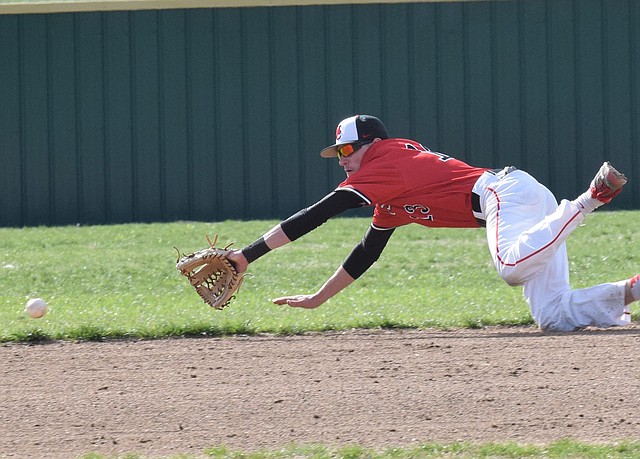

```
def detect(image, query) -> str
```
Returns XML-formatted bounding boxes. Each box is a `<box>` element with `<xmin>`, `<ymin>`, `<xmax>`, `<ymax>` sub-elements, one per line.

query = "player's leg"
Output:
<box><xmin>523</xmin><ymin>247</ymin><xmax>630</xmax><ymax>331</ymax></box>
<box><xmin>572</xmin><ymin>161</ymin><xmax>627</xmax><ymax>213</ymax></box>
<box><xmin>627</xmin><ymin>274</ymin><xmax>640</xmax><ymax>304</ymax></box>
<box><xmin>481</xmin><ymin>171</ymin><xmax>584</xmax><ymax>286</ymax></box>
<box><xmin>482</xmin><ymin>161</ymin><xmax>628</xmax><ymax>287</ymax></box>
<box><xmin>480</xmin><ymin>163</ymin><xmax>633</xmax><ymax>331</ymax></box>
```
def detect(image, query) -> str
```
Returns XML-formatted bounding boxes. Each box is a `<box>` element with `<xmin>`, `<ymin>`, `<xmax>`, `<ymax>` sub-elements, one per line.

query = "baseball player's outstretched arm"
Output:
<box><xmin>272</xmin><ymin>266</ymin><xmax>355</xmax><ymax>309</ymax></box>
<box><xmin>226</xmin><ymin>224</ymin><xmax>290</xmax><ymax>273</ymax></box>
<box><xmin>273</xmin><ymin>226</ymin><xmax>395</xmax><ymax>309</ymax></box>
<box><xmin>229</xmin><ymin>191</ymin><xmax>367</xmax><ymax>273</ymax></box>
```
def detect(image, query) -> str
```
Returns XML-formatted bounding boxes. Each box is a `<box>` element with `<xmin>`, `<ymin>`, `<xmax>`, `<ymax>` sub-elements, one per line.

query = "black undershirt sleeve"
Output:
<box><xmin>342</xmin><ymin>225</ymin><xmax>395</xmax><ymax>279</ymax></box>
<box><xmin>280</xmin><ymin>190</ymin><xmax>367</xmax><ymax>241</ymax></box>
<box><xmin>242</xmin><ymin>190</ymin><xmax>367</xmax><ymax>264</ymax></box>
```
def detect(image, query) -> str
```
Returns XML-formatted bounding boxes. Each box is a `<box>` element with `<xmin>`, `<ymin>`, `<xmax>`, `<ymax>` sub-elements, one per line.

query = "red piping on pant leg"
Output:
<box><xmin>488</xmin><ymin>187</ymin><xmax>584</xmax><ymax>269</ymax></box>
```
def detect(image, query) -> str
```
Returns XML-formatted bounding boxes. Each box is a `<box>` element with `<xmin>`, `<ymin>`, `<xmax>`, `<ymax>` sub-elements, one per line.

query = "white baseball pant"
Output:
<box><xmin>472</xmin><ymin>169</ymin><xmax>630</xmax><ymax>331</ymax></box>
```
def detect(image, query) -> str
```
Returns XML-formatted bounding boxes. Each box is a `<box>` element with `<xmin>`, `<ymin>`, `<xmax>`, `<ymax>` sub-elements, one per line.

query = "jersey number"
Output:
<box><xmin>404</xmin><ymin>143</ymin><xmax>452</xmax><ymax>161</ymax></box>
<box><xmin>404</xmin><ymin>204</ymin><xmax>434</xmax><ymax>221</ymax></box>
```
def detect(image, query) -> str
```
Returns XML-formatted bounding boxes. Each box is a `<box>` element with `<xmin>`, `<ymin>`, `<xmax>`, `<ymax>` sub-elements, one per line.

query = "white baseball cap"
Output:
<box><xmin>320</xmin><ymin>115</ymin><xmax>389</xmax><ymax>158</ymax></box>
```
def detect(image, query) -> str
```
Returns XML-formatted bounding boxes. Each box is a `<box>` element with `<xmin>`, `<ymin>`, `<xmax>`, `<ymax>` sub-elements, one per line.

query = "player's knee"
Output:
<box><xmin>502</xmin><ymin>274</ymin><xmax>525</xmax><ymax>287</ymax></box>
<box><xmin>497</xmin><ymin>266</ymin><xmax>527</xmax><ymax>287</ymax></box>
<box><xmin>534</xmin><ymin>309</ymin><xmax>577</xmax><ymax>332</ymax></box>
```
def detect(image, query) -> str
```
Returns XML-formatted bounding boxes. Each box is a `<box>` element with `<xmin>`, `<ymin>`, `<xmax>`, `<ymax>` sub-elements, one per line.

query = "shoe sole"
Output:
<box><xmin>602</xmin><ymin>162</ymin><xmax>627</xmax><ymax>190</ymax></box>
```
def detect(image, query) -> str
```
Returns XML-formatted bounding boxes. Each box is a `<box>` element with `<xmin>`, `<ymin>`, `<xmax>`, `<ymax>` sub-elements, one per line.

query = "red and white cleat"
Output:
<box><xmin>590</xmin><ymin>162</ymin><xmax>627</xmax><ymax>204</ymax></box>
<box><xmin>630</xmin><ymin>274</ymin><xmax>640</xmax><ymax>303</ymax></box>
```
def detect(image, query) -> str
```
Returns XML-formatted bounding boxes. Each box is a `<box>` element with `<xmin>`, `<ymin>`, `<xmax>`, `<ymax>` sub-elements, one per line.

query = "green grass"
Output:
<box><xmin>2</xmin><ymin>213</ymin><xmax>639</xmax><ymax>458</ymax></box>
<box><xmin>74</xmin><ymin>439</ymin><xmax>640</xmax><ymax>459</ymax></box>
<box><xmin>1</xmin><ymin>210</ymin><xmax>638</xmax><ymax>343</ymax></box>
<box><xmin>202</xmin><ymin>440</ymin><xmax>640</xmax><ymax>459</ymax></box>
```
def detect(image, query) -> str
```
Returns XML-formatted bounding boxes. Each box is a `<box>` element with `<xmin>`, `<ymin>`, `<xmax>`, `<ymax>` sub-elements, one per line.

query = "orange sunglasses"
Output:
<box><xmin>336</xmin><ymin>139</ymin><xmax>374</xmax><ymax>159</ymax></box>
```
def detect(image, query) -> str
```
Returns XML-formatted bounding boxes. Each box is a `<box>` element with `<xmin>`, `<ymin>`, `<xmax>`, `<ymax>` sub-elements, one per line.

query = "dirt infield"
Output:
<box><xmin>1</xmin><ymin>326</ymin><xmax>639</xmax><ymax>458</ymax></box>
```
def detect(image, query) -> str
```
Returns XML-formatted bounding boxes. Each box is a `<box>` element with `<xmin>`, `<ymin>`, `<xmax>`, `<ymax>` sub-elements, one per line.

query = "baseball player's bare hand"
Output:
<box><xmin>272</xmin><ymin>294</ymin><xmax>323</xmax><ymax>309</ymax></box>
<box><xmin>226</xmin><ymin>250</ymin><xmax>249</xmax><ymax>274</ymax></box>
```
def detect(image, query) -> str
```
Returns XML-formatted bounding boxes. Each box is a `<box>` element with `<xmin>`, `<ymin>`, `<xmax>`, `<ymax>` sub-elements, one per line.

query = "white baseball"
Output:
<box><xmin>25</xmin><ymin>298</ymin><xmax>48</xmax><ymax>318</ymax></box>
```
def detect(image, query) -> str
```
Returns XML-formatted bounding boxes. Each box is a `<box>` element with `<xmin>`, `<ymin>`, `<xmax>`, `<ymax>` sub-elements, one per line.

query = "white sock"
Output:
<box><xmin>572</xmin><ymin>190</ymin><xmax>604</xmax><ymax>214</ymax></box>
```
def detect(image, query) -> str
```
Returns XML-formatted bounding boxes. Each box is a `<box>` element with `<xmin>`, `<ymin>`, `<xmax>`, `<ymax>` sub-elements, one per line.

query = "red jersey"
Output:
<box><xmin>337</xmin><ymin>139</ymin><xmax>488</xmax><ymax>229</ymax></box>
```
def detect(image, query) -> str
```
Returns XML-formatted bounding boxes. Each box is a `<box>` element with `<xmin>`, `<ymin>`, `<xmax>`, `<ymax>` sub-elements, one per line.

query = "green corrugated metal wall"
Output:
<box><xmin>1</xmin><ymin>0</ymin><xmax>638</xmax><ymax>227</ymax></box>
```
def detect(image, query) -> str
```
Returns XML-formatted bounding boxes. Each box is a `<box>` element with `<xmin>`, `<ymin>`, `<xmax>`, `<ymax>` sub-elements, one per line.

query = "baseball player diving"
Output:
<box><xmin>227</xmin><ymin>115</ymin><xmax>640</xmax><ymax>331</ymax></box>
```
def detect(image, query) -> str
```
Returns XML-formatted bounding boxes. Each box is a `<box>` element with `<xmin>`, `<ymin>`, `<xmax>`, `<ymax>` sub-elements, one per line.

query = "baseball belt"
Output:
<box><xmin>472</xmin><ymin>166</ymin><xmax>518</xmax><ymax>227</ymax></box>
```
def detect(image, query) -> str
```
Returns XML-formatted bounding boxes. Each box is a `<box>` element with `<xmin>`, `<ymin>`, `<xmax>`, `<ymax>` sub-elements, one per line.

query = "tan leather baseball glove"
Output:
<box><xmin>175</xmin><ymin>235</ymin><xmax>244</xmax><ymax>310</ymax></box>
